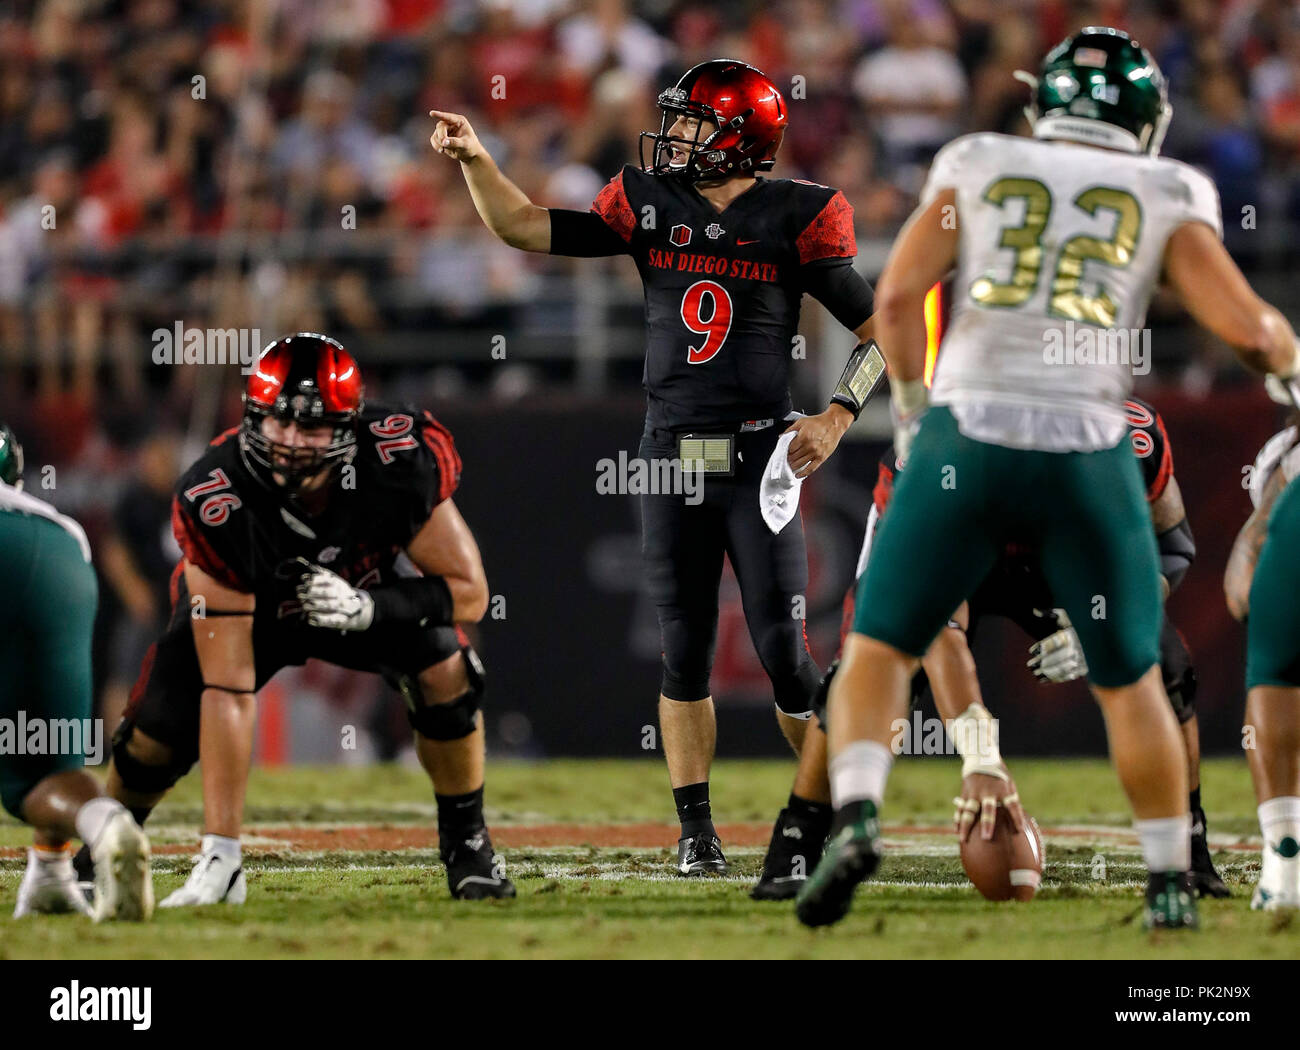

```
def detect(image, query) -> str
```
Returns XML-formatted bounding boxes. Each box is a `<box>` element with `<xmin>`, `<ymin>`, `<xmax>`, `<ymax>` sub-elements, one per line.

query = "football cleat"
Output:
<box><xmin>89</xmin><ymin>812</ymin><xmax>154</xmax><ymax>922</ymax></box>
<box><xmin>1144</xmin><ymin>870</ymin><xmax>1198</xmax><ymax>930</ymax></box>
<box><xmin>13</xmin><ymin>847</ymin><xmax>92</xmax><ymax>918</ymax></box>
<box><xmin>1251</xmin><ymin>835</ymin><xmax>1300</xmax><ymax>911</ymax></box>
<box><xmin>160</xmin><ymin>842</ymin><xmax>245</xmax><ymax>908</ymax></box>
<box><xmin>1189</xmin><ymin>808</ymin><xmax>1230</xmax><ymax>899</ymax></box>
<box><xmin>795</xmin><ymin>802</ymin><xmax>882</xmax><ymax>928</ymax></box>
<box><xmin>677</xmin><ymin>831</ymin><xmax>728</xmax><ymax>877</ymax></box>
<box><xmin>751</xmin><ymin>808</ymin><xmax>825</xmax><ymax>900</ymax></box>
<box><xmin>441</xmin><ymin>827</ymin><xmax>516</xmax><ymax>900</ymax></box>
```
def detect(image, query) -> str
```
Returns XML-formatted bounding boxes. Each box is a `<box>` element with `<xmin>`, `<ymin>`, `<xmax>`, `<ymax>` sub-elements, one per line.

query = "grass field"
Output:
<box><xmin>0</xmin><ymin>756</ymin><xmax>1295</xmax><ymax>959</ymax></box>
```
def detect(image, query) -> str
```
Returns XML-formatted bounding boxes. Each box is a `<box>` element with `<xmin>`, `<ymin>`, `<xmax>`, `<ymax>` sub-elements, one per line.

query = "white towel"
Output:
<box><xmin>760</xmin><ymin>430</ymin><xmax>803</xmax><ymax>534</ymax></box>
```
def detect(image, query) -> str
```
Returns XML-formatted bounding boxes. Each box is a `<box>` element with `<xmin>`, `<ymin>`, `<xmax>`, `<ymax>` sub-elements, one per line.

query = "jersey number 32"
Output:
<box><xmin>970</xmin><ymin>178</ymin><xmax>1141</xmax><ymax>328</ymax></box>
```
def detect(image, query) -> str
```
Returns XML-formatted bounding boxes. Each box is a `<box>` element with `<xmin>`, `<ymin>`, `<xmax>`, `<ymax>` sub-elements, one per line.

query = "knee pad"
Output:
<box><xmin>812</xmin><ymin>658</ymin><xmax>838</xmax><ymax>731</ymax></box>
<box><xmin>751</xmin><ymin>615</ymin><xmax>820</xmax><ymax>714</ymax></box>
<box><xmin>773</xmin><ymin>658</ymin><xmax>821</xmax><ymax>716</ymax></box>
<box><xmin>111</xmin><ymin>723</ymin><xmax>190</xmax><ymax>795</ymax></box>
<box><xmin>1160</xmin><ymin>621</ymin><xmax>1197</xmax><ymax>724</ymax></box>
<box><xmin>660</xmin><ymin>665</ymin><xmax>712</xmax><ymax>702</ymax></box>
<box><xmin>405</xmin><ymin>647</ymin><xmax>485</xmax><ymax>741</ymax></box>
<box><xmin>659</xmin><ymin>615</ymin><xmax>714</xmax><ymax>701</ymax></box>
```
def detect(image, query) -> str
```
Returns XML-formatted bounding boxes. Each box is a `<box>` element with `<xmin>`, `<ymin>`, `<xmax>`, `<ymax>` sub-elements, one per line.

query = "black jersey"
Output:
<box><xmin>171</xmin><ymin>403</ymin><xmax>460</xmax><ymax>607</ymax></box>
<box><xmin>580</xmin><ymin>165</ymin><xmax>868</xmax><ymax>430</ymax></box>
<box><xmin>1120</xmin><ymin>396</ymin><xmax>1174</xmax><ymax>501</ymax></box>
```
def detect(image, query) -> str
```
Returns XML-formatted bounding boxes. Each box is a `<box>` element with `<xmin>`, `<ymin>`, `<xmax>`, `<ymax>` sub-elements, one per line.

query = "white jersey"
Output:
<box><xmin>0</xmin><ymin>481</ymin><xmax>92</xmax><ymax>563</ymax></box>
<box><xmin>922</xmin><ymin>132</ymin><xmax>1222</xmax><ymax>452</ymax></box>
<box><xmin>1250</xmin><ymin>427</ymin><xmax>1300</xmax><ymax>509</ymax></box>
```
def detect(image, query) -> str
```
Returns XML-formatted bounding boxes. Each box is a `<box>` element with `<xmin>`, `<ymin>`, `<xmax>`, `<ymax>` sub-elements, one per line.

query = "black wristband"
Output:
<box><xmin>831</xmin><ymin>340</ymin><xmax>888</xmax><ymax>419</ymax></box>
<box><xmin>369</xmin><ymin>575</ymin><xmax>455</xmax><ymax>628</ymax></box>
<box><xmin>1157</xmin><ymin>516</ymin><xmax>1196</xmax><ymax>595</ymax></box>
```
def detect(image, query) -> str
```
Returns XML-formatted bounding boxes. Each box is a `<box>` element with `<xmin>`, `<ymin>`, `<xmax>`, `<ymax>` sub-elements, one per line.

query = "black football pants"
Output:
<box><xmin>638</xmin><ymin>422</ymin><xmax>821</xmax><ymax>714</ymax></box>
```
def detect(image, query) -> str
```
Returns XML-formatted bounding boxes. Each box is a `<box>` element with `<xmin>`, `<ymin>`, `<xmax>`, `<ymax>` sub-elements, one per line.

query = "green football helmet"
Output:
<box><xmin>0</xmin><ymin>423</ymin><xmax>24</xmax><ymax>490</ymax></box>
<box><xmin>1015</xmin><ymin>26</ymin><xmax>1171</xmax><ymax>155</ymax></box>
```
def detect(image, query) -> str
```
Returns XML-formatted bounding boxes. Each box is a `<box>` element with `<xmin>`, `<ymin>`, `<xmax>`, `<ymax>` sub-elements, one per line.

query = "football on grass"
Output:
<box><xmin>960</xmin><ymin>811</ymin><xmax>1044</xmax><ymax>901</ymax></box>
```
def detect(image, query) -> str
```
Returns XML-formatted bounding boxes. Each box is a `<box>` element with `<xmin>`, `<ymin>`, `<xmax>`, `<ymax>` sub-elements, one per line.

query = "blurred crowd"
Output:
<box><xmin>2</xmin><ymin>0</ymin><xmax>1299</xmax><ymax>411</ymax></box>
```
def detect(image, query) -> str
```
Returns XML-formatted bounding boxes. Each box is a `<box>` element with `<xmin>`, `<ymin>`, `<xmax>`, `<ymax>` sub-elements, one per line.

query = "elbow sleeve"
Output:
<box><xmin>548</xmin><ymin>209</ymin><xmax>631</xmax><ymax>257</ymax></box>
<box><xmin>1157</xmin><ymin>517</ymin><xmax>1196</xmax><ymax>595</ymax></box>
<box><xmin>802</xmin><ymin>258</ymin><xmax>875</xmax><ymax>330</ymax></box>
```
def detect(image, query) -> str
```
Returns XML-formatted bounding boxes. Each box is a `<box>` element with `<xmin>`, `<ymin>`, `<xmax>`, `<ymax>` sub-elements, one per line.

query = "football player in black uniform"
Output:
<box><xmin>431</xmin><ymin>59</ymin><xmax>880</xmax><ymax>874</ymax></box>
<box><xmin>752</xmin><ymin>396</ymin><xmax>1228</xmax><ymax>899</ymax></box>
<box><xmin>74</xmin><ymin>334</ymin><xmax>515</xmax><ymax>904</ymax></box>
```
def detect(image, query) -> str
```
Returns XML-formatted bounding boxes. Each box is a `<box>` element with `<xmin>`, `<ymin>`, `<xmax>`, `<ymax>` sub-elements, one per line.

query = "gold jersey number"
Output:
<box><xmin>969</xmin><ymin>179</ymin><xmax>1141</xmax><ymax>328</ymax></box>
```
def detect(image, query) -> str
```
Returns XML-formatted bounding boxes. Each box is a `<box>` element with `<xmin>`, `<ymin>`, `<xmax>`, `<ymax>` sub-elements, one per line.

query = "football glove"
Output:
<box><xmin>1265</xmin><ymin>372</ymin><xmax>1300</xmax><ymax>408</ymax></box>
<box><xmin>296</xmin><ymin>563</ymin><xmax>374</xmax><ymax>632</ymax></box>
<box><xmin>1027</xmin><ymin>609</ymin><xmax>1087</xmax><ymax>683</ymax></box>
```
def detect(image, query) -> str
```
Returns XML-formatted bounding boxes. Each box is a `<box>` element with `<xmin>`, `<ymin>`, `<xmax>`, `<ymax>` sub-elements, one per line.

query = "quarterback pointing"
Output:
<box><xmin>797</xmin><ymin>27</ymin><xmax>1300</xmax><ymax>929</ymax></box>
<box><xmin>432</xmin><ymin>60</ymin><xmax>882</xmax><ymax>874</ymax></box>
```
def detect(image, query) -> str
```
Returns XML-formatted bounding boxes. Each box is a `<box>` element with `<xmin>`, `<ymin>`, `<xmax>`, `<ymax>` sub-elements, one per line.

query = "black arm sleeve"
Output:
<box><xmin>548</xmin><ymin>209</ymin><xmax>631</xmax><ymax>258</ymax></box>
<box><xmin>802</xmin><ymin>257</ymin><xmax>875</xmax><ymax>331</ymax></box>
<box><xmin>1156</xmin><ymin>516</ymin><xmax>1196</xmax><ymax>595</ymax></box>
<box><xmin>369</xmin><ymin>575</ymin><xmax>455</xmax><ymax>628</ymax></box>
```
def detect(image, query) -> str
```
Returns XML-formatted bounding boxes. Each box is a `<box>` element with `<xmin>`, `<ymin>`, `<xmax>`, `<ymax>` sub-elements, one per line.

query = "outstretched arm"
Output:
<box><xmin>875</xmin><ymin>189</ymin><xmax>958</xmax><ymax>460</ymax></box>
<box><xmin>430</xmin><ymin>109</ymin><xmax>551</xmax><ymax>252</ymax></box>
<box><xmin>1164</xmin><ymin>222</ymin><xmax>1299</xmax><ymax>377</ymax></box>
<box><xmin>876</xmin><ymin>190</ymin><xmax>957</xmax><ymax>384</ymax></box>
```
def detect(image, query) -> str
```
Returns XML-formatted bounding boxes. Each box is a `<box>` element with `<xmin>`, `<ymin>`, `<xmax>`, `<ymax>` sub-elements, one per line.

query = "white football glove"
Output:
<box><xmin>1266</xmin><ymin>373</ymin><xmax>1300</xmax><ymax>408</ymax></box>
<box><xmin>1027</xmin><ymin>609</ymin><xmax>1087</xmax><ymax>683</ymax></box>
<box><xmin>297</xmin><ymin>563</ymin><xmax>374</xmax><ymax>632</ymax></box>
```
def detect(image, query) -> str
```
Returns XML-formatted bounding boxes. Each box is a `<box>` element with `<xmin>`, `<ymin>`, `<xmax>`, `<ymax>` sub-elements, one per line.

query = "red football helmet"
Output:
<box><xmin>640</xmin><ymin>59</ymin><xmax>787</xmax><ymax>181</ymax></box>
<box><xmin>240</xmin><ymin>332</ymin><xmax>363</xmax><ymax>491</ymax></box>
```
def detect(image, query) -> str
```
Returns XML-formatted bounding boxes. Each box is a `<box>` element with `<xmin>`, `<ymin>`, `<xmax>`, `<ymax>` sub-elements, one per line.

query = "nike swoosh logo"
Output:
<box><xmin>736</xmin><ymin>239</ymin><xmax>759</xmax><ymax>246</ymax></box>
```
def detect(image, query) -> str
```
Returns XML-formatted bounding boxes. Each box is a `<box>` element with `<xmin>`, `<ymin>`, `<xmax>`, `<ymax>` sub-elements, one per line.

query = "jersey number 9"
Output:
<box><xmin>681</xmin><ymin>280</ymin><xmax>734</xmax><ymax>365</ymax></box>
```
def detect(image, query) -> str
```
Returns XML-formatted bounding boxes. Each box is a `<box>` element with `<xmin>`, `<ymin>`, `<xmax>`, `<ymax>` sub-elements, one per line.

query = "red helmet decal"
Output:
<box><xmin>319</xmin><ymin>346</ymin><xmax>363</xmax><ymax>413</ymax></box>
<box><xmin>246</xmin><ymin>333</ymin><xmax>363</xmax><ymax>416</ymax></box>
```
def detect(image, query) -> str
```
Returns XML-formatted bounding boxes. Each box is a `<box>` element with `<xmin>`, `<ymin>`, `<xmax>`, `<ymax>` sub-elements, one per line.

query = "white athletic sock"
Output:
<box><xmin>74</xmin><ymin>797</ymin><xmax>126</xmax><ymax>849</ymax></box>
<box><xmin>30</xmin><ymin>843</ymin><xmax>72</xmax><ymax>866</ymax></box>
<box><xmin>201</xmin><ymin>833</ymin><xmax>241</xmax><ymax>863</ymax></box>
<box><xmin>1258</xmin><ymin>796</ymin><xmax>1300</xmax><ymax>851</ymax></box>
<box><xmin>829</xmin><ymin>740</ymin><xmax>893</xmax><ymax>810</ymax></box>
<box><xmin>1136</xmin><ymin>815</ymin><xmax>1191</xmax><ymax>873</ymax></box>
